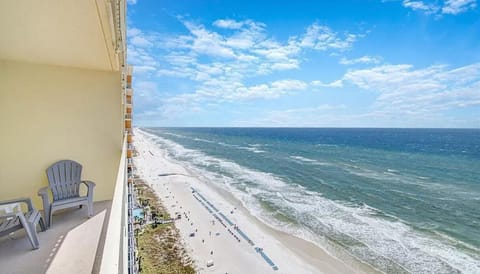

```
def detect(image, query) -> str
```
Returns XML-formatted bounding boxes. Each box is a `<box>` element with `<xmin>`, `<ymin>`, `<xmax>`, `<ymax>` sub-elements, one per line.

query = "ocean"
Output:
<box><xmin>141</xmin><ymin>127</ymin><xmax>480</xmax><ymax>274</ymax></box>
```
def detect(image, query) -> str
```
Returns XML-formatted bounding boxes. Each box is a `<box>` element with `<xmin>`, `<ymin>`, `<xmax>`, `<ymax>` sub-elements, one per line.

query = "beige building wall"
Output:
<box><xmin>0</xmin><ymin>60</ymin><xmax>123</xmax><ymax>208</ymax></box>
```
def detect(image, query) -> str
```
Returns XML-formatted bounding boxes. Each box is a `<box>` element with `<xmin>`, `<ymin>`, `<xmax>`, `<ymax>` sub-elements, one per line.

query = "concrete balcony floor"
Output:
<box><xmin>0</xmin><ymin>201</ymin><xmax>111</xmax><ymax>274</ymax></box>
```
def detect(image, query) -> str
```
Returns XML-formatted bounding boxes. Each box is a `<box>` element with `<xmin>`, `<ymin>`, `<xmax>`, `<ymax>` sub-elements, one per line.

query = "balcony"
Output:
<box><xmin>125</xmin><ymin>120</ymin><xmax>132</xmax><ymax>130</ymax></box>
<box><xmin>0</xmin><ymin>136</ymin><xmax>135</xmax><ymax>273</ymax></box>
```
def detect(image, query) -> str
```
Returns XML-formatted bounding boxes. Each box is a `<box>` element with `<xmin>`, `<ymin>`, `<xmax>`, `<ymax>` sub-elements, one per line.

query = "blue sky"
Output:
<box><xmin>126</xmin><ymin>0</ymin><xmax>480</xmax><ymax>128</ymax></box>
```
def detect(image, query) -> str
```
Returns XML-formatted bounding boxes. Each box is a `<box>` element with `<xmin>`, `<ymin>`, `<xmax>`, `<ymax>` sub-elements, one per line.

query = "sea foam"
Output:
<box><xmin>141</xmin><ymin>129</ymin><xmax>480</xmax><ymax>274</ymax></box>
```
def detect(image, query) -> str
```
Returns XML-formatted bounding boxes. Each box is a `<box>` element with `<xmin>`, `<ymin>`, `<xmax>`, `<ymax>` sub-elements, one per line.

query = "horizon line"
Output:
<box><xmin>135</xmin><ymin>126</ymin><xmax>480</xmax><ymax>130</ymax></box>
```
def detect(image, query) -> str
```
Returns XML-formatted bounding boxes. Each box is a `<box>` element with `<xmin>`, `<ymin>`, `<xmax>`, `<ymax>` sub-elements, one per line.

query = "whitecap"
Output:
<box><xmin>290</xmin><ymin>156</ymin><xmax>331</xmax><ymax>166</ymax></box>
<box><xmin>193</xmin><ymin>137</ymin><xmax>215</xmax><ymax>143</ymax></box>
<box><xmin>139</xmin><ymin>129</ymin><xmax>480</xmax><ymax>274</ymax></box>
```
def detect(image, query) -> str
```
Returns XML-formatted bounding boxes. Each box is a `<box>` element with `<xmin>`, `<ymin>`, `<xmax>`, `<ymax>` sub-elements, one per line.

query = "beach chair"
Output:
<box><xmin>38</xmin><ymin>160</ymin><xmax>96</xmax><ymax>228</ymax></box>
<box><xmin>0</xmin><ymin>198</ymin><xmax>46</xmax><ymax>249</ymax></box>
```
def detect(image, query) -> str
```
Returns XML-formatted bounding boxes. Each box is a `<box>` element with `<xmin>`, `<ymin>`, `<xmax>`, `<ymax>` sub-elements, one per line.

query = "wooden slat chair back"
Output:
<box><xmin>38</xmin><ymin>160</ymin><xmax>96</xmax><ymax>228</ymax></box>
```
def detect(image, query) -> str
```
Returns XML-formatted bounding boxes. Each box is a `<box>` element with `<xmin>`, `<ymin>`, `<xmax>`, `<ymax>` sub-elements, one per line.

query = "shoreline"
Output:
<box><xmin>134</xmin><ymin>128</ymin><xmax>380</xmax><ymax>273</ymax></box>
<box><xmin>204</xmin><ymin>179</ymin><xmax>381</xmax><ymax>274</ymax></box>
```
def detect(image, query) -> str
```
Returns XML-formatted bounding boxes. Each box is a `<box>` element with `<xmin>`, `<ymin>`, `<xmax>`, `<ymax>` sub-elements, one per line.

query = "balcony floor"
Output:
<box><xmin>0</xmin><ymin>201</ymin><xmax>111</xmax><ymax>274</ymax></box>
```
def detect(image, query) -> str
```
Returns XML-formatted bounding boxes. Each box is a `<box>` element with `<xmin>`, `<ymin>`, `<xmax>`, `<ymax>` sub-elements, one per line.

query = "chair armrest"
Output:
<box><xmin>82</xmin><ymin>180</ymin><xmax>96</xmax><ymax>195</ymax></box>
<box><xmin>0</xmin><ymin>197</ymin><xmax>34</xmax><ymax>211</ymax></box>
<box><xmin>82</xmin><ymin>180</ymin><xmax>96</xmax><ymax>188</ymax></box>
<box><xmin>38</xmin><ymin>187</ymin><xmax>49</xmax><ymax>200</ymax></box>
<box><xmin>0</xmin><ymin>212</ymin><xmax>19</xmax><ymax>219</ymax></box>
<box><xmin>37</xmin><ymin>186</ymin><xmax>51</xmax><ymax>228</ymax></box>
<box><xmin>38</xmin><ymin>186</ymin><xmax>51</xmax><ymax>210</ymax></box>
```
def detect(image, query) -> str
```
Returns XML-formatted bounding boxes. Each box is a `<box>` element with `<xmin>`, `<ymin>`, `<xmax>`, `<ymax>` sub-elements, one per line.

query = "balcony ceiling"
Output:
<box><xmin>0</xmin><ymin>0</ymin><xmax>121</xmax><ymax>71</ymax></box>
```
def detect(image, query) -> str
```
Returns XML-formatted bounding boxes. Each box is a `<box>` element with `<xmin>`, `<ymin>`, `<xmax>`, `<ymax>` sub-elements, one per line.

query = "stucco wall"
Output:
<box><xmin>0</xmin><ymin>60</ymin><xmax>123</xmax><ymax>208</ymax></box>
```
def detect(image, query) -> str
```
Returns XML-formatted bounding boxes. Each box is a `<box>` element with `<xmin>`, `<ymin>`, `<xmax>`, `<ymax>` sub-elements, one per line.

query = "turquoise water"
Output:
<box><xmin>133</xmin><ymin>208</ymin><xmax>144</xmax><ymax>219</ymax></box>
<box><xmin>142</xmin><ymin>127</ymin><xmax>480</xmax><ymax>273</ymax></box>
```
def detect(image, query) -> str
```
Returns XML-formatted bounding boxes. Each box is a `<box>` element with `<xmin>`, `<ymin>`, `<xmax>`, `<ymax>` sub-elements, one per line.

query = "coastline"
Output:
<box><xmin>133</xmin><ymin>128</ymin><xmax>380</xmax><ymax>273</ymax></box>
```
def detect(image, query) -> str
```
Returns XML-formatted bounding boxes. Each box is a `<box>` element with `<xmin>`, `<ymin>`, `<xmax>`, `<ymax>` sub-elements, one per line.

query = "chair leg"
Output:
<box><xmin>48</xmin><ymin>206</ymin><xmax>53</xmax><ymax>228</ymax></box>
<box><xmin>39</xmin><ymin>217</ymin><xmax>46</xmax><ymax>232</ymax></box>
<box><xmin>27</xmin><ymin>223</ymin><xmax>40</xmax><ymax>249</ymax></box>
<box><xmin>87</xmin><ymin>190</ymin><xmax>94</xmax><ymax>217</ymax></box>
<box><xmin>42</xmin><ymin>206</ymin><xmax>51</xmax><ymax>229</ymax></box>
<box><xmin>39</xmin><ymin>192</ymin><xmax>51</xmax><ymax>229</ymax></box>
<box><xmin>86</xmin><ymin>202</ymin><xmax>94</xmax><ymax>217</ymax></box>
<box><xmin>18</xmin><ymin>214</ymin><xmax>39</xmax><ymax>250</ymax></box>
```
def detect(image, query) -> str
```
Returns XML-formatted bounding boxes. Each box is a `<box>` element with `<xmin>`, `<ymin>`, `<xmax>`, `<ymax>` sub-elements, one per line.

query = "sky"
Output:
<box><xmin>126</xmin><ymin>0</ymin><xmax>480</xmax><ymax>128</ymax></box>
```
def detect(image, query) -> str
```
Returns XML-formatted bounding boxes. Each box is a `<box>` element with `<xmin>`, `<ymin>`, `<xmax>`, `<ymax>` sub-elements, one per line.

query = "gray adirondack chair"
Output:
<box><xmin>38</xmin><ymin>160</ymin><xmax>96</xmax><ymax>228</ymax></box>
<box><xmin>0</xmin><ymin>198</ymin><xmax>46</xmax><ymax>249</ymax></box>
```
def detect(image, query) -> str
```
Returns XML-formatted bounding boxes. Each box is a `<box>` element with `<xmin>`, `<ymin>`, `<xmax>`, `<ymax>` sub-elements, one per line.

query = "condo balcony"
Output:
<box><xmin>126</xmin><ymin>94</ymin><xmax>133</xmax><ymax>105</ymax></box>
<box><xmin>0</xmin><ymin>136</ymin><xmax>136</xmax><ymax>273</ymax></box>
<box><xmin>0</xmin><ymin>0</ymin><xmax>135</xmax><ymax>273</ymax></box>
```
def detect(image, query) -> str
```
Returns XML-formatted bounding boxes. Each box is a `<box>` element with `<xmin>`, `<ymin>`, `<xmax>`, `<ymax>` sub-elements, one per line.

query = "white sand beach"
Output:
<box><xmin>133</xmin><ymin>129</ymin><xmax>372</xmax><ymax>274</ymax></box>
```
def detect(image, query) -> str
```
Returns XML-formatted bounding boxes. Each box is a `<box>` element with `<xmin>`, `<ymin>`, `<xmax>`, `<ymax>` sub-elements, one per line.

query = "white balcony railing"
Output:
<box><xmin>99</xmin><ymin>136</ymin><xmax>136</xmax><ymax>273</ymax></box>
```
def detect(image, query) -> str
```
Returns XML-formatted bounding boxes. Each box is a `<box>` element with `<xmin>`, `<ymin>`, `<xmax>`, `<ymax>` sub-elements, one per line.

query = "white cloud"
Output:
<box><xmin>442</xmin><ymin>0</ymin><xmax>477</xmax><ymax>14</ymax></box>
<box><xmin>340</xmin><ymin>55</ymin><xmax>382</xmax><ymax>65</ymax></box>
<box><xmin>230</xmin><ymin>62</ymin><xmax>478</xmax><ymax>127</ymax></box>
<box><xmin>163</xmin><ymin>18</ymin><xmax>363</xmax><ymax>75</ymax></box>
<box><xmin>213</xmin><ymin>19</ymin><xmax>246</xmax><ymax>29</ymax></box>
<box><xmin>183</xmin><ymin>21</ymin><xmax>237</xmax><ymax>58</ymax></box>
<box><xmin>127</xmin><ymin>48</ymin><xmax>157</xmax><ymax>76</ymax></box>
<box><xmin>132</xmin><ymin>81</ymin><xmax>163</xmax><ymax>112</ymax></box>
<box><xmin>136</xmin><ymin>18</ymin><xmax>364</xmax><ymax>112</ymax></box>
<box><xmin>127</xmin><ymin>28</ymin><xmax>141</xmax><ymax>38</ymax></box>
<box><xmin>130</xmin><ymin>18</ymin><xmax>365</xmax><ymax>124</ymax></box>
<box><xmin>300</xmin><ymin>23</ymin><xmax>359</xmax><ymax>51</ymax></box>
<box><xmin>127</xmin><ymin>0</ymin><xmax>137</xmax><ymax>5</ymax></box>
<box><xmin>126</xmin><ymin>27</ymin><xmax>160</xmax><ymax>76</ymax></box>
<box><xmin>275</xmin><ymin>104</ymin><xmax>347</xmax><ymax>114</ymax></box>
<box><xmin>157</xmin><ymin>79</ymin><xmax>310</xmax><ymax>120</ymax></box>
<box><xmin>402</xmin><ymin>0</ymin><xmax>440</xmax><ymax>14</ymax></box>
<box><xmin>311</xmin><ymin>79</ymin><xmax>344</xmax><ymax>88</ymax></box>
<box><xmin>270</xmin><ymin>79</ymin><xmax>308</xmax><ymax>91</ymax></box>
<box><xmin>343</xmin><ymin>63</ymin><xmax>480</xmax><ymax>115</ymax></box>
<box><xmin>225</xmin><ymin>36</ymin><xmax>255</xmax><ymax>49</ymax></box>
<box><xmin>233</xmin><ymin>104</ymin><xmax>348</xmax><ymax>127</ymax></box>
<box><xmin>401</xmin><ymin>0</ymin><xmax>477</xmax><ymax>15</ymax></box>
<box><xmin>271</xmin><ymin>60</ymin><xmax>300</xmax><ymax>70</ymax></box>
<box><xmin>128</xmin><ymin>27</ymin><xmax>155</xmax><ymax>47</ymax></box>
<box><xmin>253</xmin><ymin>39</ymin><xmax>301</xmax><ymax>61</ymax></box>
<box><xmin>131</xmin><ymin>36</ymin><xmax>153</xmax><ymax>47</ymax></box>
<box><xmin>235</xmin><ymin>84</ymin><xmax>277</xmax><ymax>99</ymax></box>
<box><xmin>134</xmin><ymin>65</ymin><xmax>157</xmax><ymax>73</ymax></box>
<box><xmin>204</xmin><ymin>79</ymin><xmax>308</xmax><ymax>101</ymax></box>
